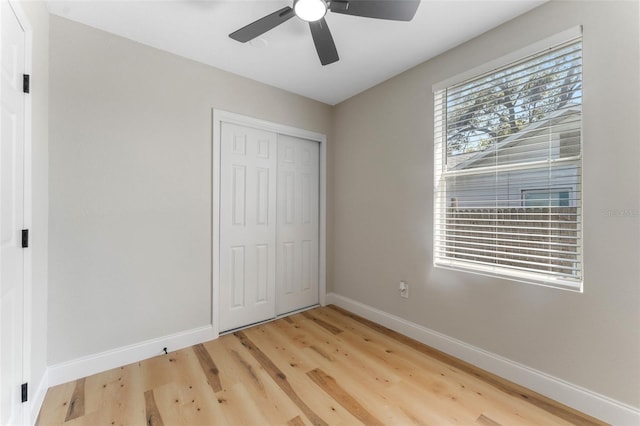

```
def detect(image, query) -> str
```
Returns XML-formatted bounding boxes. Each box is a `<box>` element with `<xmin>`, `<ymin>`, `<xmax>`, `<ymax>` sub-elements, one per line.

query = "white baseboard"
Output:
<box><xmin>47</xmin><ymin>325</ymin><xmax>216</xmax><ymax>388</ymax></box>
<box><xmin>325</xmin><ymin>292</ymin><xmax>640</xmax><ymax>426</ymax></box>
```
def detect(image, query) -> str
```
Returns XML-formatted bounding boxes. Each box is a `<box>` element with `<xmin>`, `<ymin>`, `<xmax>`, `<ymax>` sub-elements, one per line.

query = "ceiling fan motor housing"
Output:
<box><xmin>293</xmin><ymin>0</ymin><xmax>328</xmax><ymax>22</ymax></box>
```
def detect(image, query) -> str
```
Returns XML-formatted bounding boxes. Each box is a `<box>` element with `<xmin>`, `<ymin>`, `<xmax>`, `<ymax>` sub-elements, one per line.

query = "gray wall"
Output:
<box><xmin>332</xmin><ymin>0</ymin><xmax>639</xmax><ymax>408</ymax></box>
<box><xmin>48</xmin><ymin>16</ymin><xmax>333</xmax><ymax>365</ymax></box>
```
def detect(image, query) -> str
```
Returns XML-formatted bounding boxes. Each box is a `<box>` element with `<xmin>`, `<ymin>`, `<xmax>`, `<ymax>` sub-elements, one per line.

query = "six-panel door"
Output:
<box><xmin>219</xmin><ymin>123</ymin><xmax>320</xmax><ymax>332</ymax></box>
<box><xmin>276</xmin><ymin>135</ymin><xmax>319</xmax><ymax>315</ymax></box>
<box><xmin>219</xmin><ymin>123</ymin><xmax>278</xmax><ymax>332</ymax></box>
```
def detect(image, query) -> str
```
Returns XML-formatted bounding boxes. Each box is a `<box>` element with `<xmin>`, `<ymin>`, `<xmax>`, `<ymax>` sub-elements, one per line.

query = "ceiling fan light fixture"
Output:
<box><xmin>294</xmin><ymin>0</ymin><xmax>327</xmax><ymax>22</ymax></box>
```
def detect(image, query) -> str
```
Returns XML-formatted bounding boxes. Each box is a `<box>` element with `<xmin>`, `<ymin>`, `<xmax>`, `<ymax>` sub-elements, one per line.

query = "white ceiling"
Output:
<box><xmin>47</xmin><ymin>0</ymin><xmax>546</xmax><ymax>105</ymax></box>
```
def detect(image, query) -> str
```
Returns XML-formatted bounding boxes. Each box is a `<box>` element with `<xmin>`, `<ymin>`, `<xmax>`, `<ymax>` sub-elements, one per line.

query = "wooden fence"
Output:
<box><xmin>446</xmin><ymin>207</ymin><xmax>579</xmax><ymax>276</ymax></box>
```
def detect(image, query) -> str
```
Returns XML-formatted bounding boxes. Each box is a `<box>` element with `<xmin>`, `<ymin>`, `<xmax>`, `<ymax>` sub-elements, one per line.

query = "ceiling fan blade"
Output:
<box><xmin>229</xmin><ymin>6</ymin><xmax>295</xmax><ymax>42</ymax></box>
<box><xmin>329</xmin><ymin>0</ymin><xmax>420</xmax><ymax>21</ymax></box>
<box><xmin>309</xmin><ymin>18</ymin><xmax>339</xmax><ymax>66</ymax></box>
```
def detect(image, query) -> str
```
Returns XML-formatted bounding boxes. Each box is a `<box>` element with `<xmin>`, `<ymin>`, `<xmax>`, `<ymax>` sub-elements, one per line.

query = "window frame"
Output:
<box><xmin>432</xmin><ymin>27</ymin><xmax>584</xmax><ymax>292</ymax></box>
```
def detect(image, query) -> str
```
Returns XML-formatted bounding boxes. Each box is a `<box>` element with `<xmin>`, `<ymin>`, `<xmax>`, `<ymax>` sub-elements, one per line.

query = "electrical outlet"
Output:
<box><xmin>399</xmin><ymin>281</ymin><xmax>409</xmax><ymax>298</ymax></box>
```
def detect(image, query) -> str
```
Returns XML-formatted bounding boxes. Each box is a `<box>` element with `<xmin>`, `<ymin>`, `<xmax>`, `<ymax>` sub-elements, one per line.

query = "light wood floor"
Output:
<box><xmin>37</xmin><ymin>305</ymin><xmax>605</xmax><ymax>426</ymax></box>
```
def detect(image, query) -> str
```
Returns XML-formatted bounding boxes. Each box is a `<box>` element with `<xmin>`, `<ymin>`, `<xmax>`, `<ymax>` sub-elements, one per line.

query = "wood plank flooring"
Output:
<box><xmin>37</xmin><ymin>306</ymin><xmax>606</xmax><ymax>426</ymax></box>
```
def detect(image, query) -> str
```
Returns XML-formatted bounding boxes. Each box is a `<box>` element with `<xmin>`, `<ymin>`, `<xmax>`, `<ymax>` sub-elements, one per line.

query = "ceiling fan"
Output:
<box><xmin>229</xmin><ymin>0</ymin><xmax>421</xmax><ymax>66</ymax></box>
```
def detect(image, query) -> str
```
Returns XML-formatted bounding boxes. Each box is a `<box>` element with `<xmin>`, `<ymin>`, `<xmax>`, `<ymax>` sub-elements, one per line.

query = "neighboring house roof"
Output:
<box><xmin>451</xmin><ymin>106</ymin><xmax>581</xmax><ymax>170</ymax></box>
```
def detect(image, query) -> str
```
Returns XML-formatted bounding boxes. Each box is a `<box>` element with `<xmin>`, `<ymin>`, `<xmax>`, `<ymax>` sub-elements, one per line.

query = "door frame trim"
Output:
<box><xmin>211</xmin><ymin>109</ymin><xmax>327</xmax><ymax>337</ymax></box>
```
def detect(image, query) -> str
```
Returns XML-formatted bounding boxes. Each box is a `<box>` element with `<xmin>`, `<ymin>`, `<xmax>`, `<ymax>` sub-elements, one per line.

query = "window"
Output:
<box><xmin>433</xmin><ymin>29</ymin><xmax>583</xmax><ymax>291</ymax></box>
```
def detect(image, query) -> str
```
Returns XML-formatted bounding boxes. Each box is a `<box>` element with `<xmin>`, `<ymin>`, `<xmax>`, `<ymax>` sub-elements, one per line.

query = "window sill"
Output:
<box><xmin>434</xmin><ymin>258</ymin><xmax>583</xmax><ymax>293</ymax></box>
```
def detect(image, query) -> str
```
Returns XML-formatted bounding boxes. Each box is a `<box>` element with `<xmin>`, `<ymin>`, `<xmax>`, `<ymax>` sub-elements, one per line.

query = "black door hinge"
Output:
<box><xmin>21</xmin><ymin>383</ymin><xmax>28</xmax><ymax>403</ymax></box>
<box><xmin>23</xmin><ymin>74</ymin><xmax>30</xmax><ymax>94</ymax></box>
<box><xmin>21</xmin><ymin>229</ymin><xmax>29</xmax><ymax>248</ymax></box>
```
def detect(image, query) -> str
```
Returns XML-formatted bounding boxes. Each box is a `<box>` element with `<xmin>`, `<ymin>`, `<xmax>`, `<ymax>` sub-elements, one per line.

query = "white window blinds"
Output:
<box><xmin>433</xmin><ymin>34</ymin><xmax>583</xmax><ymax>291</ymax></box>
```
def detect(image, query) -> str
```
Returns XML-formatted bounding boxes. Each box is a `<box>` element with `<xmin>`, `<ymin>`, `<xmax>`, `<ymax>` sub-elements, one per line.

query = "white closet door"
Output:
<box><xmin>219</xmin><ymin>122</ymin><xmax>277</xmax><ymax>332</ymax></box>
<box><xmin>276</xmin><ymin>135</ymin><xmax>319</xmax><ymax>315</ymax></box>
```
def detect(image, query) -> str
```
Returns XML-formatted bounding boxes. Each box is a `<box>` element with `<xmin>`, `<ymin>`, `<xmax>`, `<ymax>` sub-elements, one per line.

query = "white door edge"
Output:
<box><xmin>212</xmin><ymin>109</ymin><xmax>327</xmax><ymax>337</ymax></box>
<box><xmin>11</xmin><ymin>4</ymin><xmax>32</xmax><ymax>420</ymax></box>
<box><xmin>2</xmin><ymin>1</ymin><xmax>32</xmax><ymax>424</ymax></box>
